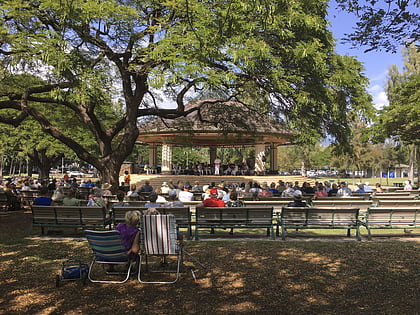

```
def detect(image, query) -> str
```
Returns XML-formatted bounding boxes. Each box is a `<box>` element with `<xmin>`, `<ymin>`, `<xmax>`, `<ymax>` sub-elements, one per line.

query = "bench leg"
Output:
<box><xmin>186</xmin><ymin>225</ymin><xmax>192</xmax><ymax>240</ymax></box>
<box><xmin>194</xmin><ymin>226</ymin><xmax>199</xmax><ymax>241</ymax></box>
<box><xmin>356</xmin><ymin>226</ymin><xmax>361</xmax><ymax>241</ymax></box>
<box><xmin>367</xmin><ymin>227</ymin><xmax>372</xmax><ymax>240</ymax></box>
<box><xmin>347</xmin><ymin>228</ymin><xmax>351</xmax><ymax>237</ymax></box>
<box><xmin>281</xmin><ymin>226</ymin><xmax>287</xmax><ymax>241</ymax></box>
<box><xmin>270</xmin><ymin>227</ymin><xmax>275</xmax><ymax>240</ymax></box>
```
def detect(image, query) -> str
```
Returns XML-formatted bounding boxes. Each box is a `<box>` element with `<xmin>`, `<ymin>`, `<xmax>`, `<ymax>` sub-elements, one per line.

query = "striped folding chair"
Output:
<box><xmin>138</xmin><ymin>214</ymin><xmax>183</xmax><ymax>284</ymax></box>
<box><xmin>85</xmin><ymin>230</ymin><xmax>135</xmax><ymax>283</ymax></box>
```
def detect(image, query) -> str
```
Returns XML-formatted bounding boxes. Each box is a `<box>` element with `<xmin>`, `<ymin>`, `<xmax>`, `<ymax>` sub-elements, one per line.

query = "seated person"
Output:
<box><xmin>144</xmin><ymin>192</ymin><xmax>161</xmax><ymax>208</ymax></box>
<box><xmin>354</xmin><ymin>184</ymin><xmax>366</xmax><ymax>194</ymax></box>
<box><xmin>226</xmin><ymin>191</ymin><xmax>244</xmax><ymax>207</ymax></box>
<box><xmin>191</xmin><ymin>181</ymin><xmax>203</xmax><ymax>193</ymax></box>
<box><xmin>116</xmin><ymin>210</ymin><xmax>141</xmax><ymax>260</ymax></box>
<box><xmin>178</xmin><ymin>185</ymin><xmax>194</xmax><ymax>202</ymax></box>
<box><xmin>328</xmin><ymin>183</ymin><xmax>339</xmax><ymax>196</ymax></box>
<box><xmin>34</xmin><ymin>187</ymin><xmax>53</xmax><ymax>206</ymax></box>
<box><xmin>226</xmin><ymin>191</ymin><xmax>244</xmax><ymax>234</ymax></box>
<box><xmin>62</xmin><ymin>188</ymin><xmax>80</xmax><ymax>206</ymax></box>
<box><xmin>374</xmin><ymin>183</ymin><xmax>384</xmax><ymax>193</ymax></box>
<box><xmin>155</xmin><ymin>187</ymin><xmax>167</xmax><ymax>203</ymax></box>
<box><xmin>287</xmin><ymin>190</ymin><xmax>307</xmax><ymax>207</ymax></box>
<box><xmin>268</xmin><ymin>182</ymin><xmax>279</xmax><ymax>195</ymax></box>
<box><xmin>101</xmin><ymin>183</ymin><xmax>113</xmax><ymax>196</ymax></box>
<box><xmin>113</xmin><ymin>190</ymin><xmax>130</xmax><ymax>207</ymax></box>
<box><xmin>87</xmin><ymin>188</ymin><xmax>108</xmax><ymax>208</ymax></box>
<box><xmin>51</xmin><ymin>186</ymin><xmax>65</xmax><ymax>204</ymax></box>
<box><xmin>139</xmin><ymin>180</ymin><xmax>154</xmax><ymax>193</ymax></box>
<box><xmin>164</xmin><ymin>194</ymin><xmax>184</xmax><ymax>207</ymax></box>
<box><xmin>197</xmin><ymin>188</ymin><xmax>225</xmax><ymax>207</ymax></box>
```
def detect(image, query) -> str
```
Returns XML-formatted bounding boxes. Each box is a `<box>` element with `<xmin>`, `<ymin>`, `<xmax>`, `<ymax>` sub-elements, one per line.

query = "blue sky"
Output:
<box><xmin>328</xmin><ymin>6</ymin><xmax>405</xmax><ymax>109</ymax></box>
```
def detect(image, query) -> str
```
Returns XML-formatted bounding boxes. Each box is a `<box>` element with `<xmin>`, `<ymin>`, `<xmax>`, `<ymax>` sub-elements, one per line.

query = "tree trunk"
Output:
<box><xmin>97</xmin><ymin>160</ymin><xmax>123</xmax><ymax>193</ymax></box>
<box><xmin>28</xmin><ymin>149</ymin><xmax>64</xmax><ymax>182</ymax></box>
<box><xmin>408</xmin><ymin>144</ymin><xmax>415</xmax><ymax>183</ymax></box>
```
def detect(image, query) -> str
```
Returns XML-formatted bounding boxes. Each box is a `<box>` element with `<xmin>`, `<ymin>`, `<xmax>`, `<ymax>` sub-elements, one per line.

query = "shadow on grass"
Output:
<box><xmin>0</xmin><ymin>211</ymin><xmax>419</xmax><ymax>314</ymax></box>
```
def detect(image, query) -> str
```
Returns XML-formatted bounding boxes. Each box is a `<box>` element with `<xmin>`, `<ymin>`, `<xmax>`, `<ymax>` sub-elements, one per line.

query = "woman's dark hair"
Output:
<box><xmin>149</xmin><ymin>192</ymin><xmax>158</xmax><ymax>202</ymax></box>
<box><xmin>116</xmin><ymin>190</ymin><xmax>125</xmax><ymax>202</ymax></box>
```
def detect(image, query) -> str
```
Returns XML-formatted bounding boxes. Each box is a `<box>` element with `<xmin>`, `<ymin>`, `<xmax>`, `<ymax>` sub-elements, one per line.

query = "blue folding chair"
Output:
<box><xmin>85</xmin><ymin>229</ymin><xmax>136</xmax><ymax>283</ymax></box>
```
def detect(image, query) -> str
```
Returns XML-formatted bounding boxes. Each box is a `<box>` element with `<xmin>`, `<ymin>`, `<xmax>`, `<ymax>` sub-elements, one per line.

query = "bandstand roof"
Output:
<box><xmin>137</xmin><ymin>100</ymin><xmax>293</xmax><ymax>147</ymax></box>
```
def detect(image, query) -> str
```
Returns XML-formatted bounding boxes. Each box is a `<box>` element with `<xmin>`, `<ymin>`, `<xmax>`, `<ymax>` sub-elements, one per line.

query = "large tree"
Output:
<box><xmin>0</xmin><ymin>0</ymin><xmax>372</xmax><ymax>189</ymax></box>
<box><xmin>374</xmin><ymin>45</ymin><xmax>420</xmax><ymax>182</ymax></box>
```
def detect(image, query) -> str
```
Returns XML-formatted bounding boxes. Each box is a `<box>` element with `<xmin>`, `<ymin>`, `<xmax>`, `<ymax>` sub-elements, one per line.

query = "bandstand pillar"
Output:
<box><xmin>148</xmin><ymin>144</ymin><xmax>158</xmax><ymax>170</ymax></box>
<box><xmin>254</xmin><ymin>144</ymin><xmax>266</xmax><ymax>175</ymax></box>
<box><xmin>269</xmin><ymin>145</ymin><xmax>278</xmax><ymax>173</ymax></box>
<box><xmin>161</xmin><ymin>143</ymin><xmax>173</xmax><ymax>175</ymax></box>
<box><xmin>209</xmin><ymin>146</ymin><xmax>217</xmax><ymax>165</ymax></box>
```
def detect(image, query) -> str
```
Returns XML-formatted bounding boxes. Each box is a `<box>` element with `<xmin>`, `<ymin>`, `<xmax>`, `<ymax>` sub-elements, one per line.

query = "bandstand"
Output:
<box><xmin>136</xmin><ymin>100</ymin><xmax>294</xmax><ymax>175</ymax></box>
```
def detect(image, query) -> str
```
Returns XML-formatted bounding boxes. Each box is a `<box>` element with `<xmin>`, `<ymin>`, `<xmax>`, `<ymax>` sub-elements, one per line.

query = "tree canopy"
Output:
<box><xmin>0</xmin><ymin>0</ymin><xmax>373</xmax><ymax>187</ymax></box>
<box><xmin>334</xmin><ymin>0</ymin><xmax>420</xmax><ymax>53</ymax></box>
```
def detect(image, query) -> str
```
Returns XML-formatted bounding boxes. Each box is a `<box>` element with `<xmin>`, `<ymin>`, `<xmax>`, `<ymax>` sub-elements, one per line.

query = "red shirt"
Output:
<box><xmin>202</xmin><ymin>197</ymin><xmax>225</xmax><ymax>207</ymax></box>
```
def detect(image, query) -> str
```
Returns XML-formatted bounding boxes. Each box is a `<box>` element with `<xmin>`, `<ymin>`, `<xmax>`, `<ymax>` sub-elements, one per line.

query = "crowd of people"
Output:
<box><xmin>1</xmin><ymin>173</ymin><xmax>418</xmax><ymax>213</ymax></box>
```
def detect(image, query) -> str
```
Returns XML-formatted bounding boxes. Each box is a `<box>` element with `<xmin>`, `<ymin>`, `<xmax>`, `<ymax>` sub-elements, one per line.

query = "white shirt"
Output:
<box><xmin>178</xmin><ymin>190</ymin><xmax>194</xmax><ymax>202</ymax></box>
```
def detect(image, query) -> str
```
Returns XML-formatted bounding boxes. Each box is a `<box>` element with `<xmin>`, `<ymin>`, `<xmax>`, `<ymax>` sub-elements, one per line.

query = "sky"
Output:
<box><xmin>328</xmin><ymin>6</ymin><xmax>405</xmax><ymax>109</ymax></box>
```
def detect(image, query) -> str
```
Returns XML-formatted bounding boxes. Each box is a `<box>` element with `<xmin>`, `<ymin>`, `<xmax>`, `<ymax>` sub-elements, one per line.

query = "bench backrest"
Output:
<box><xmin>32</xmin><ymin>205</ymin><xmax>57</xmax><ymax>224</ymax></box>
<box><xmin>366</xmin><ymin>207</ymin><xmax>418</xmax><ymax>226</ymax></box>
<box><xmin>196</xmin><ymin>207</ymin><xmax>274</xmax><ymax>225</ymax></box>
<box><xmin>0</xmin><ymin>191</ymin><xmax>8</xmax><ymax>203</ymax></box>
<box><xmin>281</xmin><ymin>207</ymin><xmax>359</xmax><ymax>226</ymax></box>
<box><xmin>312</xmin><ymin>200</ymin><xmax>372</xmax><ymax>211</ymax></box>
<box><xmin>377</xmin><ymin>200</ymin><xmax>420</xmax><ymax>208</ymax></box>
<box><xmin>112</xmin><ymin>206</ymin><xmax>191</xmax><ymax>226</ymax></box>
<box><xmin>31</xmin><ymin>205</ymin><xmax>106</xmax><ymax>227</ymax></box>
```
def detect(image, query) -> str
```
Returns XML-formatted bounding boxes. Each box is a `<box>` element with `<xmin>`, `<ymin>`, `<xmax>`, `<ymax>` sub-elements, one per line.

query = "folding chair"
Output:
<box><xmin>85</xmin><ymin>230</ymin><xmax>135</xmax><ymax>283</ymax></box>
<box><xmin>138</xmin><ymin>214</ymin><xmax>183</xmax><ymax>284</ymax></box>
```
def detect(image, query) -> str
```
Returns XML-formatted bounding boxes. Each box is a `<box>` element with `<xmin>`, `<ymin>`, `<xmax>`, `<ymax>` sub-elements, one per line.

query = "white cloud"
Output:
<box><xmin>370</xmin><ymin>90</ymin><xmax>389</xmax><ymax>110</ymax></box>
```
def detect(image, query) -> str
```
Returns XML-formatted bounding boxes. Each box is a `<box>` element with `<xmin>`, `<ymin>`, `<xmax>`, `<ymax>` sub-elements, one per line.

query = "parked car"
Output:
<box><xmin>68</xmin><ymin>171</ymin><xmax>87</xmax><ymax>177</ymax></box>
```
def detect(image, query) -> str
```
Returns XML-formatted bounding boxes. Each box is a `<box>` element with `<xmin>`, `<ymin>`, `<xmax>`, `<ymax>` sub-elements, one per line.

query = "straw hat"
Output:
<box><xmin>102</xmin><ymin>183</ymin><xmax>112</xmax><ymax>190</ymax></box>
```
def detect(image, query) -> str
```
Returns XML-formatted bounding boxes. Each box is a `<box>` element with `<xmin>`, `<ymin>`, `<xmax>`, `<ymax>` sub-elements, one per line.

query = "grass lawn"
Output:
<box><xmin>1</xmin><ymin>210</ymin><xmax>419</xmax><ymax>315</ymax></box>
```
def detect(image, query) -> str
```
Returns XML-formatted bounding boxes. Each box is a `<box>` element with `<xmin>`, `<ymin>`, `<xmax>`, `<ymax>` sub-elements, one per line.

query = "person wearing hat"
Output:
<box><xmin>160</xmin><ymin>182</ymin><xmax>170</xmax><ymax>194</ymax></box>
<box><xmin>287</xmin><ymin>190</ymin><xmax>307</xmax><ymax>207</ymax></box>
<box><xmin>197</xmin><ymin>188</ymin><xmax>225</xmax><ymax>207</ymax></box>
<box><xmin>336</xmin><ymin>182</ymin><xmax>352</xmax><ymax>197</ymax></box>
<box><xmin>281</xmin><ymin>182</ymin><xmax>295</xmax><ymax>197</ymax></box>
<box><xmin>101</xmin><ymin>183</ymin><xmax>113</xmax><ymax>196</ymax></box>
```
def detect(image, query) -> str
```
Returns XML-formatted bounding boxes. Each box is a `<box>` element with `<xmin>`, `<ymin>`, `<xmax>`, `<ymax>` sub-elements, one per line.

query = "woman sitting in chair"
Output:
<box><xmin>116</xmin><ymin>210</ymin><xmax>141</xmax><ymax>260</ymax></box>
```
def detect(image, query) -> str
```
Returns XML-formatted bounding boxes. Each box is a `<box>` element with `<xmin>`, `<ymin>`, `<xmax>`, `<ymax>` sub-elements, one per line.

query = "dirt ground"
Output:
<box><xmin>0</xmin><ymin>210</ymin><xmax>419</xmax><ymax>315</ymax></box>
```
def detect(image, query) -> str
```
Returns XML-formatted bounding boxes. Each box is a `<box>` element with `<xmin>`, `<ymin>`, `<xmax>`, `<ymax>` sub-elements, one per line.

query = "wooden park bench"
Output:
<box><xmin>0</xmin><ymin>191</ymin><xmax>9</xmax><ymax>211</ymax></box>
<box><xmin>19</xmin><ymin>190</ymin><xmax>40</xmax><ymax>207</ymax></box>
<box><xmin>371</xmin><ymin>194</ymin><xmax>415</xmax><ymax>205</ymax></box>
<box><xmin>376</xmin><ymin>200</ymin><xmax>420</xmax><ymax>208</ymax></box>
<box><xmin>112</xmin><ymin>206</ymin><xmax>193</xmax><ymax>239</ymax></box>
<box><xmin>31</xmin><ymin>205</ymin><xmax>107</xmax><ymax>235</ymax></box>
<box><xmin>277</xmin><ymin>207</ymin><xmax>361</xmax><ymax>241</ymax></box>
<box><xmin>362</xmin><ymin>206</ymin><xmax>419</xmax><ymax>240</ymax></box>
<box><xmin>194</xmin><ymin>206</ymin><xmax>275</xmax><ymax>240</ymax></box>
<box><xmin>311</xmin><ymin>200</ymin><xmax>373</xmax><ymax>213</ymax></box>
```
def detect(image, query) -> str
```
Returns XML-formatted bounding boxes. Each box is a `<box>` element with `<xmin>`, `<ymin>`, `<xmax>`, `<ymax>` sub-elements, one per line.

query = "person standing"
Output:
<box><xmin>214</xmin><ymin>157</ymin><xmax>221</xmax><ymax>175</ymax></box>
<box><xmin>123</xmin><ymin>170</ymin><xmax>131</xmax><ymax>191</ymax></box>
